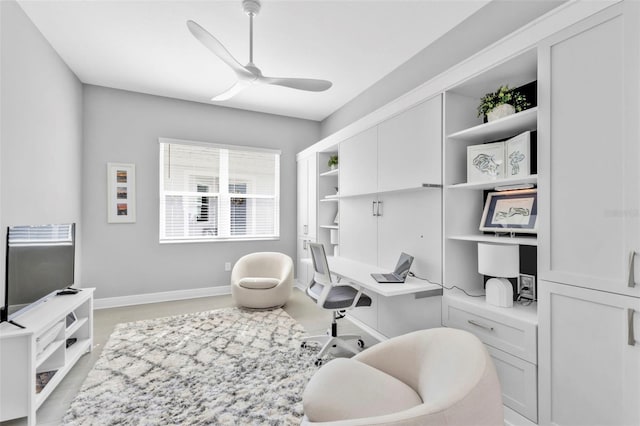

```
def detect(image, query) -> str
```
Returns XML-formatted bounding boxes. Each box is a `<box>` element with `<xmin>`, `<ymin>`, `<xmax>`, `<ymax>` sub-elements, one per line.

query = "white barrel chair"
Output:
<box><xmin>302</xmin><ymin>327</ymin><xmax>503</xmax><ymax>425</ymax></box>
<box><xmin>230</xmin><ymin>252</ymin><xmax>294</xmax><ymax>309</ymax></box>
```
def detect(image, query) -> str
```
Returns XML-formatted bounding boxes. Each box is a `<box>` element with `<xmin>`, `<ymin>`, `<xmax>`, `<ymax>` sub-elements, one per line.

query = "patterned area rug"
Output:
<box><xmin>63</xmin><ymin>308</ymin><xmax>319</xmax><ymax>425</ymax></box>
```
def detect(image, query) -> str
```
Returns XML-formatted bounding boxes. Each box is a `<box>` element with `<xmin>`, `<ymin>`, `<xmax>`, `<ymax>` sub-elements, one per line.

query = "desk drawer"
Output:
<box><xmin>442</xmin><ymin>296</ymin><xmax>537</xmax><ymax>364</ymax></box>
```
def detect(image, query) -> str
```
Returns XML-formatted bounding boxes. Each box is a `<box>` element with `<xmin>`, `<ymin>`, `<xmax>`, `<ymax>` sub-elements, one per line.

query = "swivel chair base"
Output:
<box><xmin>302</xmin><ymin>311</ymin><xmax>365</xmax><ymax>366</ymax></box>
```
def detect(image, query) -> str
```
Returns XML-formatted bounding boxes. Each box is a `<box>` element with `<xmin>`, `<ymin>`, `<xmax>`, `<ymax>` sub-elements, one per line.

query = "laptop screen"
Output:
<box><xmin>393</xmin><ymin>253</ymin><xmax>414</xmax><ymax>279</ymax></box>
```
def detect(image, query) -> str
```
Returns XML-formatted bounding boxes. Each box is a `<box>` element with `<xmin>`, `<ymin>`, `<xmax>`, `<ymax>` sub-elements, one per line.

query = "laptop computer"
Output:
<box><xmin>371</xmin><ymin>253</ymin><xmax>414</xmax><ymax>283</ymax></box>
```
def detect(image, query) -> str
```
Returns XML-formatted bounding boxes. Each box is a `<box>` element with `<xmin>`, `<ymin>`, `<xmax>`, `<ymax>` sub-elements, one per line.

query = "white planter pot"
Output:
<box><xmin>487</xmin><ymin>103</ymin><xmax>516</xmax><ymax>122</ymax></box>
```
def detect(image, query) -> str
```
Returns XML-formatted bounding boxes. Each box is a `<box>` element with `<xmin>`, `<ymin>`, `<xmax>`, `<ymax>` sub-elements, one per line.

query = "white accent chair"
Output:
<box><xmin>302</xmin><ymin>327</ymin><xmax>503</xmax><ymax>425</ymax></box>
<box><xmin>230</xmin><ymin>252</ymin><xmax>294</xmax><ymax>309</ymax></box>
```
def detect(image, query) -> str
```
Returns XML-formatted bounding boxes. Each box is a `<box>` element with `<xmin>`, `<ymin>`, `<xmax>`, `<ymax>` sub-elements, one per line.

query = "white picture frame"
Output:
<box><xmin>479</xmin><ymin>189</ymin><xmax>538</xmax><ymax>234</ymax></box>
<box><xmin>467</xmin><ymin>141</ymin><xmax>505</xmax><ymax>183</ymax></box>
<box><xmin>505</xmin><ymin>131</ymin><xmax>531</xmax><ymax>178</ymax></box>
<box><xmin>107</xmin><ymin>162</ymin><xmax>136</xmax><ymax>223</ymax></box>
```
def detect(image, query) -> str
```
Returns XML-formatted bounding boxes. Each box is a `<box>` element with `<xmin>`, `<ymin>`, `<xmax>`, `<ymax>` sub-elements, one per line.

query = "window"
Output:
<box><xmin>159</xmin><ymin>138</ymin><xmax>280</xmax><ymax>243</ymax></box>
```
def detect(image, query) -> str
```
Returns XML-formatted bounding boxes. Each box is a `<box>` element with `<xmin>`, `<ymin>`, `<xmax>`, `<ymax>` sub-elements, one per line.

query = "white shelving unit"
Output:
<box><xmin>0</xmin><ymin>288</ymin><xmax>94</xmax><ymax>425</ymax></box>
<box><xmin>317</xmin><ymin>151</ymin><xmax>340</xmax><ymax>256</ymax></box>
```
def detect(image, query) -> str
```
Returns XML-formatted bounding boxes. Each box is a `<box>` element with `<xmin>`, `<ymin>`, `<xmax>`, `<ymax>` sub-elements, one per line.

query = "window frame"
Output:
<box><xmin>158</xmin><ymin>137</ymin><xmax>281</xmax><ymax>244</ymax></box>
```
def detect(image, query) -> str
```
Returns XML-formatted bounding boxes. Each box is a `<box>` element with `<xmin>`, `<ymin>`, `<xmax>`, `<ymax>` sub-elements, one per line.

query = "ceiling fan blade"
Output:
<box><xmin>187</xmin><ymin>20</ymin><xmax>254</xmax><ymax>79</ymax></box>
<box><xmin>212</xmin><ymin>79</ymin><xmax>254</xmax><ymax>101</ymax></box>
<box><xmin>260</xmin><ymin>76</ymin><xmax>332</xmax><ymax>92</ymax></box>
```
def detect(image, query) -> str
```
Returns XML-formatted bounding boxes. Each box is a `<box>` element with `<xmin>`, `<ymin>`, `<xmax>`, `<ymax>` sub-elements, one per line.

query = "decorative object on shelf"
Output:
<box><xmin>478</xmin><ymin>242</ymin><xmax>519</xmax><ymax>307</ymax></box>
<box><xmin>505</xmin><ymin>131</ymin><xmax>531</xmax><ymax>178</ymax></box>
<box><xmin>467</xmin><ymin>141</ymin><xmax>505</xmax><ymax>182</ymax></box>
<box><xmin>334</xmin><ymin>186</ymin><xmax>339</xmax><ymax>195</ymax></box>
<box><xmin>107</xmin><ymin>162</ymin><xmax>136</xmax><ymax>223</ymax></box>
<box><xmin>480</xmin><ymin>189</ymin><xmax>538</xmax><ymax>234</ymax></box>
<box><xmin>477</xmin><ymin>85</ymin><xmax>531</xmax><ymax>122</ymax></box>
<box><xmin>518</xmin><ymin>273</ymin><xmax>536</xmax><ymax>303</ymax></box>
<box><xmin>328</xmin><ymin>154</ymin><xmax>338</xmax><ymax>170</ymax></box>
<box><xmin>65</xmin><ymin>311</ymin><xmax>77</xmax><ymax>328</ymax></box>
<box><xmin>330</xmin><ymin>229</ymin><xmax>339</xmax><ymax>245</ymax></box>
<box><xmin>35</xmin><ymin>370</ymin><xmax>58</xmax><ymax>394</ymax></box>
<box><xmin>333</xmin><ymin>210</ymin><xmax>339</xmax><ymax>224</ymax></box>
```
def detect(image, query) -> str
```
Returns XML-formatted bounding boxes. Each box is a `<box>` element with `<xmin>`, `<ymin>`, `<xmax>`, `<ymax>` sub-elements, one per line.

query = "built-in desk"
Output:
<box><xmin>326</xmin><ymin>256</ymin><xmax>443</xmax><ymax>298</ymax></box>
<box><xmin>303</xmin><ymin>256</ymin><xmax>443</xmax><ymax>340</ymax></box>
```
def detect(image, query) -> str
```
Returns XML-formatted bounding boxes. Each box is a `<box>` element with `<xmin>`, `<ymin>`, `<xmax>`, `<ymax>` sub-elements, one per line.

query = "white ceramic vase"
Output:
<box><xmin>486</xmin><ymin>103</ymin><xmax>515</xmax><ymax>122</ymax></box>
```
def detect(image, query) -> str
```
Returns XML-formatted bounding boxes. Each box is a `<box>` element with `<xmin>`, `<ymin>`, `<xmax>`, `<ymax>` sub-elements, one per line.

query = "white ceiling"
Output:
<box><xmin>18</xmin><ymin>0</ymin><xmax>490</xmax><ymax>121</ymax></box>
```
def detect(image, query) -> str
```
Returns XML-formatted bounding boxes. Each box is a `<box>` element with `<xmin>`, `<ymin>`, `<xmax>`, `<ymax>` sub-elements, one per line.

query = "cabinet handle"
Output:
<box><xmin>372</xmin><ymin>201</ymin><xmax>377</xmax><ymax>216</ymax></box>
<box><xmin>303</xmin><ymin>224</ymin><xmax>308</xmax><ymax>235</ymax></box>
<box><xmin>467</xmin><ymin>319</ymin><xmax>494</xmax><ymax>332</ymax></box>
<box><xmin>629</xmin><ymin>309</ymin><xmax>638</xmax><ymax>346</ymax></box>
<box><xmin>376</xmin><ymin>201</ymin><xmax>383</xmax><ymax>217</ymax></box>
<box><xmin>303</xmin><ymin>240</ymin><xmax>308</xmax><ymax>250</ymax></box>
<box><xmin>628</xmin><ymin>251</ymin><xmax>637</xmax><ymax>288</ymax></box>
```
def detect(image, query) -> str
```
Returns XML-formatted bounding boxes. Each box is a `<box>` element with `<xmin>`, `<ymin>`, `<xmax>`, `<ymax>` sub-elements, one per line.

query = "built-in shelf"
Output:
<box><xmin>319</xmin><ymin>225</ymin><xmax>339</xmax><ymax>229</ymax></box>
<box><xmin>319</xmin><ymin>168</ymin><xmax>339</xmax><ymax>177</ymax></box>
<box><xmin>448</xmin><ymin>234</ymin><xmax>538</xmax><ymax>246</ymax></box>
<box><xmin>338</xmin><ymin>183</ymin><xmax>443</xmax><ymax>199</ymax></box>
<box><xmin>448</xmin><ymin>175</ymin><xmax>538</xmax><ymax>190</ymax></box>
<box><xmin>447</xmin><ymin>107</ymin><xmax>537</xmax><ymax>142</ymax></box>
<box><xmin>320</xmin><ymin>197</ymin><xmax>339</xmax><ymax>202</ymax></box>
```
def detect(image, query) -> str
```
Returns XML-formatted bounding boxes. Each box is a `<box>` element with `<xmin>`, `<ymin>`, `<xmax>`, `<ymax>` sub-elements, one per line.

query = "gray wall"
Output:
<box><xmin>320</xmin><ymin>0</ymin><xmax>564</xmax><ymax>137</ymax></box>
<box><xmin>82</xmin><ymin>85</ymin><xmax>319</xmax><ymax>299</ymax></box>
<box><xmin>0</xmin><ymin>0</ymin><xmax>83</xmax><ymax>294</ymax></box>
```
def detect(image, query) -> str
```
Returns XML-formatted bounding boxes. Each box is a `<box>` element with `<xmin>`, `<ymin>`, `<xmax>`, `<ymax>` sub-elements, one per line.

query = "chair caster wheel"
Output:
<box><xmin>315</xmin><ymin>358</ymin><xmax>323</xmax><ymax>367</ymax></box>
<box><xmin>300</xmin><ymin>342</ymin><xmax>308</xmax><ymax>348</ymax></box>
<box><xmin>357</xmin><ymin>339</ymin><xmax>365</xmax><ymax>349</ymax></box>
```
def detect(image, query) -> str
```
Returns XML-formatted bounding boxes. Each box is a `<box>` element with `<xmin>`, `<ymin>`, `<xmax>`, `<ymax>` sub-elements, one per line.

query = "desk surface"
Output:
<box><xmin>312</xmin><ymin>256</ymin><xmax>442</xmax><ymax>297</ymax></box>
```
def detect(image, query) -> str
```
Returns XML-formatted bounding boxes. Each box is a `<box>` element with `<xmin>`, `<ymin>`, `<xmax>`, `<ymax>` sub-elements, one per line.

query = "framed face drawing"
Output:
<box><xmin>505</xmin><ymin>131</ymin><xmax>531</xmax><ymax>178</ymax></box>
<box><xmin>480</xmin><ymin>189</ymin><xmax>537</xmax><ymax>234</ymax></box>
<box><xmin>467</xmin><ymin>141</ymin><xmax>505</xmax><ymax>183</ymax></box>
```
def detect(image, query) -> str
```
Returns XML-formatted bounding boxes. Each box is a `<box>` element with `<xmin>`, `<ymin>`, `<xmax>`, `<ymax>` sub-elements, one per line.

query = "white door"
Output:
<box><xmin>339</xmin><ymin>127</ymin><xmax>378</xmax><ymax>197</ymax></box>
<box><xmin>296</xmin><ymin>237</ymin><xmax>313</xmax><ymax>286</ymax></box>
<box><xmin>538</xmin><ymin>280</ymin><xmax>640</xmax><ymax>426</ymax></box>
<box><xmin>339</xmin><ymin>196</ymin><xmax>378</xmax><ymax>265</ymax></box>
<box><xmin>538</xmin><ymin>3</ymin><xmax>640</xmax><ymax>297</ymax></box>
<box><xmin>378</xmin><ymin>95</ymin><xmax>442</xmax><ymax>192</ymax></box>
<box><xmin>307</xmin><ymin>155</ymin><xmax>317</xmax><ymax>239</ymax></box>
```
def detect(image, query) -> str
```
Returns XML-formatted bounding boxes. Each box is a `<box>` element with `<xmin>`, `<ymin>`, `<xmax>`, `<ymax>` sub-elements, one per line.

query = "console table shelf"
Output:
<box><xmin>0</xmin><ymin>288</ymin><xmax>94</xmax><ymax>425</ymax></box>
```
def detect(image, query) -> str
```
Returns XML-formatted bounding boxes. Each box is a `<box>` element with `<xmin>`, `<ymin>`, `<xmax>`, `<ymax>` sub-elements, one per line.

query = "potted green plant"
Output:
<box><xmin>328</xmin><ymin>154</ymin><xmax>338</xmax><ymax>170</ymax></box>
<box><xmin>477</xmin><ymin>85</ymin><xmax>530</xmax><ymax>122</ymax></box>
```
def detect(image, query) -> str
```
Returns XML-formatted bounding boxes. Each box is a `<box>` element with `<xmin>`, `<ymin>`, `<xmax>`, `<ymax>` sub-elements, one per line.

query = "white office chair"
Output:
<box><xmin>302</xmin><ymin>243</ymin><xmax>372</xmax><ymax>366</ymax></box>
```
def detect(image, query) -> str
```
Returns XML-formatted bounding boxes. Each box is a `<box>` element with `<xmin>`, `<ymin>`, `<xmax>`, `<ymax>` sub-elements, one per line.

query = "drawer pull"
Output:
<box><xmin>467</xmin><ymin>319</ymin><xmax>494</xmax><ymax>332</ymax></box>
<box><xmin>629</xmin><ymin>309</ymin><xmax>638</xmax><ymax>346</ymax></box>
<box><xmin>629</xmin><ymin>251</ymin><xmax>637</xmax><ymax>288</ymax></box>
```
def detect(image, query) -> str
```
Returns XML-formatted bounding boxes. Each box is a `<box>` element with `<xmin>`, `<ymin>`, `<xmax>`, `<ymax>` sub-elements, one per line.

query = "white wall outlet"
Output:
<box><xmin>224</xmin><ymin>262</ymin><xmax>231</xmax><ymax>271</ymax></box>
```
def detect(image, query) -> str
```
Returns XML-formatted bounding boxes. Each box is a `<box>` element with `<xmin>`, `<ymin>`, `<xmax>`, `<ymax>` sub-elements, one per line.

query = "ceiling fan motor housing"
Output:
<box><xmin>242</xmin><ymin>0</ymin><xmax>261</xmax><ymax>16</ymax></box>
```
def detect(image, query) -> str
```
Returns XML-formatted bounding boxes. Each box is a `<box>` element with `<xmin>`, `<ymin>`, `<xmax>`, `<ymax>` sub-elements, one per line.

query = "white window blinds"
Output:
<box><xmin>159</xmin><ymin>139</ymin><xmax>280</xmax><ymax>243</ymax></box>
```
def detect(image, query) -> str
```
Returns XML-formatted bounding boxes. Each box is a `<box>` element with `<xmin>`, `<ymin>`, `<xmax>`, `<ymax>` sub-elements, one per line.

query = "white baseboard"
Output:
<box><xmin>94</xmin><ymin>286</ymin><xmax>231</xmax><ymax>310</ymax></box>
<box><xmin>294</xmin><ymin>280</ymin><xmax>307</xmax><ymax>292</ymax></box>
<box><xmin>503</xmin><ymin>406</ymin><xmax>536</xmax><ymax>426</ymax></box>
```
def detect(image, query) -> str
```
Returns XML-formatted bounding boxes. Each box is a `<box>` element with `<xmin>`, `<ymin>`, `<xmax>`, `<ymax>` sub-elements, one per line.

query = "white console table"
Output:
<box><xmin>0</xmin><ymin>288</ymin><xmax>94</xmax><ymax>425</ymax></box>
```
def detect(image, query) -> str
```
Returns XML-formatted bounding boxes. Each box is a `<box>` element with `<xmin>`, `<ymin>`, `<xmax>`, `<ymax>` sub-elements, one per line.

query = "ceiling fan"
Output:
<box><xmin>187</xmin><ymin>0</ymin><xmax>332</xmax><ymax>101</ymax></box>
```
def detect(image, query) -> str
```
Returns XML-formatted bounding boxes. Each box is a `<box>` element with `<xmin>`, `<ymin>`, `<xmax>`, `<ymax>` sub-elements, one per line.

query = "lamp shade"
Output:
<box><xmin>478</xmin><ymin>243</ymin><xmax>519</xmax><ymax>278</ymax></box>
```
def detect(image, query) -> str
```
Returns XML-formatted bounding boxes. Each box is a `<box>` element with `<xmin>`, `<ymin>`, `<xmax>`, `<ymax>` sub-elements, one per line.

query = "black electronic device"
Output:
<box><xmin>1</xmin><ymin>223</ymin><xmax>76</xmax><ymax>323</ymax></box>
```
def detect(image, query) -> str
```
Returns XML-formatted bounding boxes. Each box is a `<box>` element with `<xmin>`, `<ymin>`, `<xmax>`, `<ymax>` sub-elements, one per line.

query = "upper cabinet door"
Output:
<box><xmin>339</xmin><ymin>127</ymin><xmax>378</xmax><ymax>197</ymax></box>
<box><xmin>297</xmin><ymin>156</ymin><xmax>309</xmax><ymax>236</ymax></box>
<box><xmin>538</xmin><ymin>2</ymin><xmax>640</xmax><ymax>297</ymax></box>
<box><xmin>378</xmin><ymin>95</ymin><xmax>442</xmax><ymax>193</ymax></box>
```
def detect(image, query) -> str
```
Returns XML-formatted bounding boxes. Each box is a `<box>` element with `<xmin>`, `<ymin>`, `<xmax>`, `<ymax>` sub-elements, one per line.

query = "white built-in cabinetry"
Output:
<box><xmin>0</xmin><ymin>289</ymin><xmax>94</xmax><ymax>425</ymax></box>
<box><xmin>297</xmin><ymin>153</ymin><xmax>317</xmax><ymax>286</ymax></box>
<box><xmin>537</xmin><ymin>3</ymin><xmax>640</xmax><ymax>425</ymax></box>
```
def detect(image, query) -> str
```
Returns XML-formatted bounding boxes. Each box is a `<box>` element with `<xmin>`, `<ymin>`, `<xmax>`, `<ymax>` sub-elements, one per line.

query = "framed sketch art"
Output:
<box><xmin>467</xmin><ymin>141</ymin><xmax>505</xmax><ymax>183</ymax></box>
<box><xmin>480</xmin><ymin>189</ymin><xmax>537</xmax><ymax>234</ymax></box>
<box><xmin>107</xmin><ymin>162</ymin><xmax>136</xmax><ymax>223</ymax></box>
<box><xmin>505</xmin><ymin>131</ymin><xmax>531</xmax><ymax>178</ymax></box>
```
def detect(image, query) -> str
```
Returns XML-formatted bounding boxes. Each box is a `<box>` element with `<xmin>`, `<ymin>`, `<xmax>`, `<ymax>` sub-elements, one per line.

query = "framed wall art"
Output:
<box><xmin>480</xmin><ymin>188</ymin><xmax>537</xmax><ymax>234</ymax></box>
<box><xmin>467</xmin><ymin>141</ymin><xmax>505</xmax><ymax>183</ymax></box>
<box><xmin>107</xmin><ymin>162</ymin><xmax>136</xmax><ymax>223</ymax></box>
<box><xmin>505</xmin><ymin>131</ymin><xmax>531</xmax><ymax>178</ymax></box>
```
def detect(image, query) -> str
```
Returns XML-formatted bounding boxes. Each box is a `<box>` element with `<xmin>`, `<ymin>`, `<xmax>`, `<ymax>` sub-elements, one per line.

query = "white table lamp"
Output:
<box><xmin>478</xmin><ymin>242</ymin><xmax>519</xmax><ymax>308</ymax></box>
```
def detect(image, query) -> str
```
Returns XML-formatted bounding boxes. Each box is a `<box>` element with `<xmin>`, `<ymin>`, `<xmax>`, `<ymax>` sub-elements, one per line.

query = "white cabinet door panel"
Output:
<box><xmin>297</xmin><ymin>158</ymin><xmax>308</xmax><ymax>237</ymax></box>
<box><xmin>378</xmin><ymin>95</ymin><xmax>442</xmax><ymax>192</ymax></box>
<box><xmin>377</xmin><ymin>190</ymin><xmax>442</xmax><ymax>285</ymax></box>
<box><xmin>339</xmin><ymin>196</ymin><xmax>378</xmax><ymax>265</ymax></box>
<box><xmin>339</xmin><ymin>127</ymin><xmax>377</xmax><ymax>197</ymax></box>
<box><xmin>538</xmin><ymin>3</ymin><xmax>639</xmax><ymax>297</ymax></box>
<box><xmin>538</xmin><ymin>280</ymin><xmax>640</xmax><ymax>426</ymax></box>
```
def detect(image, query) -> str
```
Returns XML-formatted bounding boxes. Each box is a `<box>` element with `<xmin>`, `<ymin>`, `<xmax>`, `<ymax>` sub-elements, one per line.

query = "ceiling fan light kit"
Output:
<box><xmin>187</xmin><ymin>0</ymin><xmax>332</xmax><ymax>101</ymax></box>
